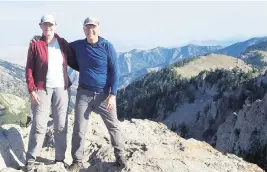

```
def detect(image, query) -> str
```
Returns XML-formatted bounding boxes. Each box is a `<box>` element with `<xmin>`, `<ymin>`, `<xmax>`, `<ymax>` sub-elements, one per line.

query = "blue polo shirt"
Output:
<box><xmin>70</xmin><ymin>36</ymin><xmax>118</xmax><ymax>95</ymax></box>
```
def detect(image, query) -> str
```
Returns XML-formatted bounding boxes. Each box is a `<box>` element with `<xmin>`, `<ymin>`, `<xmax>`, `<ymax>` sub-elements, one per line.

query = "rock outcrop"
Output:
<box><xmin>0</xmin><ymin>125</ymin><xmax>26</xmax><ymax>170</ymax></box>
<box><xmin>215</xmin><ymin>93</ymin><xmax>267</xmax><ymax>168</ymax></box>
<box><xmin>0</xmin><ymin>113</ymin><xmax>263</xmax><ymax>172</ymax></box>
<box><xmin>0</xmin><ymin>93</ymin><xmax>30</xmax><ymax>127</ymax></box>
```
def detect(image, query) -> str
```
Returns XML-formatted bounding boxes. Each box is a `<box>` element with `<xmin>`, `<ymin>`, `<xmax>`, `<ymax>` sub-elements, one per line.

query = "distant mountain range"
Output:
<box><xmin>117</xmin><ymin>36</ymin><xmax>267</xmax><ymax>88</ymax></box>
<box><xmin>216</xmin><ymin>37</ymin><xmax>267</xmax><ymax>57</ymax></box>
<box><xmin>188</xmin><ymin>39</ymin><xmax>241</xmax><ymax>47</ymax></box>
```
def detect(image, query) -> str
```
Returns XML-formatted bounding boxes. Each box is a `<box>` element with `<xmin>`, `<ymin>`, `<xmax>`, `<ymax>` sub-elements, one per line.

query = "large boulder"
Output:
<box><xmin>0</xmin><ymin>125</ymin><xmax>26</xmax><ymax>170</ymax></box>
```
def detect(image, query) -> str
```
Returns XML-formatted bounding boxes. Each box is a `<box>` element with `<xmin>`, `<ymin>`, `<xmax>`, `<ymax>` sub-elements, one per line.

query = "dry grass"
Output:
<box><xmin>174</xmin><ymin>53</ymin><xmax>252</xmax><ymax>78</ymax></box>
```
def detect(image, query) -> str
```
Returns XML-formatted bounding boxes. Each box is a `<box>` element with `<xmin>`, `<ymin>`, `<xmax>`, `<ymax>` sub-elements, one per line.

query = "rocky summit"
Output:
<box><xmin>0</xmin><ymin>113</ymin><xmax>263</xmax><ymax>172</ymax></box>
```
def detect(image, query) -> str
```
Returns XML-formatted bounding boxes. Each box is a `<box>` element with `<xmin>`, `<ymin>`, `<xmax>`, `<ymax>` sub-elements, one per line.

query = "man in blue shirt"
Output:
<box><xmin>68</xmin><ymin>17</ymin><xmax>126</xmax><ymax>171</ymax></box>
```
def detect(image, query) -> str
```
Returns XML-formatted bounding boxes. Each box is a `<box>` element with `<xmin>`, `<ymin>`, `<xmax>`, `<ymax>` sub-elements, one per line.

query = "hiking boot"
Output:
<box><xmin>114</xmin><ymin>148</ymin><xmax>127</xmax><ymax>168</ymax></box>
<box><xmin>25</xmin><ymin>159</ymin><xmax>35</xmax><ymax>172</ymax></box>
<box><xmin>116</xmin><ymin>155</ymin><xmax>127</xmax><ymax>168</ymax></box>
<box><xmin>68</xmin><ymin>161</ymin><xmax>83</xmax><ymax>172</ymax></box>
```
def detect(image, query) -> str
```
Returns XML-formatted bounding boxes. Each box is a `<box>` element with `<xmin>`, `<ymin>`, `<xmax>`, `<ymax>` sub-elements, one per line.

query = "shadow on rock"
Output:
<box><xmin>79</xmin><ymin>150</ymin><xmax>128</xmax><ymax>172</ymax></box>
<box><xmin>0</xmin><ymin>126</ymin><xmax>26</xmax><ymax>170</ymax></box>
<box><xmin>35</xmin><ymin>156</ymin><xmax>55</xmax><ymax>165</ymax></box>
<box><xmin>80</xmin><ymin>161</ymin><xmax>126</xmax><ymax>172</ymax></box>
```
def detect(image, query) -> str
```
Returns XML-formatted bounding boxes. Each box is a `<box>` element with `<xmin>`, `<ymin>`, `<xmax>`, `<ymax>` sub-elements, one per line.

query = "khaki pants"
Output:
<box><xmin>26</xmin><ymin>87</ymin><xmax>69</xmax><ymax>161</ymax></box>
<box><xmin>71</xmin><ymin>87</ymin><xmax>124</xmax><ymax>162</ymax></box>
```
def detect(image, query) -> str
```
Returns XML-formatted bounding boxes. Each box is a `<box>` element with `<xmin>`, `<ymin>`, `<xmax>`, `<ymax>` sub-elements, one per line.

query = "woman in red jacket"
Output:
<box><xmin>25</xmin><ymin>14</ymin><xmax>77</xmax><ymax>171</ymax></box>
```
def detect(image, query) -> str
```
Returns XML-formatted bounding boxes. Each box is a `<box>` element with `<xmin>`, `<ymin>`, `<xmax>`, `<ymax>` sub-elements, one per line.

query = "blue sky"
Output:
<box><xmin>0</xmin><ymin>1</ymin><xmax>267</xmax><ymax>65</ymax></box>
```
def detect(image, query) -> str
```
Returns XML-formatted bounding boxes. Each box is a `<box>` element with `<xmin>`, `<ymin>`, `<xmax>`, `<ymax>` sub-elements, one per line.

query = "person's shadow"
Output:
<box><xmin>0</xmin><ymin>126</ymin><xmax>26</xmax><ymax>170</ymax></box>
<box><xmin>79</xmin><ymin>151</ymin><xmax>125</xmax><ymax>172</ymax></box>
<box><xmin>80</xmin><ymin>161</ymin><xmax>124</xmax><ymax>172</ymax></box>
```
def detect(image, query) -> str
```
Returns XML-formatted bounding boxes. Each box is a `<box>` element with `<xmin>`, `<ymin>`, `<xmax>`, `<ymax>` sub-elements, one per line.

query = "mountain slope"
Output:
<box><xmin>0</xmin><ymin>93</ymin><xmax>29</xmax><ymax>126</ymax></box>
<box><xmin>239</xmin><ymin>40</ymin><xmax>267</xmax><ymax>70</ymax></box>
<box><xmin>117</xmin><ymin>54</ymin><xmax>252</xmax><ymax>120</ymax></box>
<box><xmin>216</xmin><ymin>36</ymin><xmax>267</xmax><ymax>57</ymax></box>
<box><xmin>118</xmin><ymin>45</ymin><xmax>222</xmax><ymax>88</ymax></box>
<box><xmin>215</xmin><ymin>91</ymin><xmax>267</xmax><ymax>168</ymax></box>
<box><xmin>174</xmin><ymin>53</ymin><xmax>251</xmax><ymax>78</ymax></box>
<box><xmin>118</xmin><ymin>44</ymin><xmax>222</xmax><ymax>75</ymax></box>
<box><xmin>0</xmin><ymin>59</ymin><xmax>28</xmax><ymax>99</ymax></box>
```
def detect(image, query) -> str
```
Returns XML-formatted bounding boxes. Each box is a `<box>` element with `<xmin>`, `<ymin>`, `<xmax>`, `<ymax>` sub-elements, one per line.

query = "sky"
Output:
<box><xmin>0</xmin><ymin>1</ymin><xmax>267</xmax><ymax>65</ymax></box>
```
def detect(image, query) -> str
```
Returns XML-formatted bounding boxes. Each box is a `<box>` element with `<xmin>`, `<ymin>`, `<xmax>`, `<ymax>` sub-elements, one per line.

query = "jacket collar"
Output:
<box><xmin>40</xmin><ymin>33</ymin><xmax>61</xmax><ymax>44</ymax></box>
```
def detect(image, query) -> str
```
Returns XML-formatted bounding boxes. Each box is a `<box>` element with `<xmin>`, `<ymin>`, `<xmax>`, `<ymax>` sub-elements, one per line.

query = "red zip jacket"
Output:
<box><xmin>25</xmin><ymin>33</ymin><xmax>78</xmax><ymax>93</ymax></box>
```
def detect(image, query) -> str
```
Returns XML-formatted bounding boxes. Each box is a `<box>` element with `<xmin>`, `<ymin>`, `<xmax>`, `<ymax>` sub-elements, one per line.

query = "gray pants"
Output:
<box><xmin>26</xmin><ymin>87</ymin><xmax>69</xmax><ymax>162</ymax></box>
<box><xmin>71</xmin><ymin>88</ymin><xmax>124</xmax><ymax>162</ymax></box>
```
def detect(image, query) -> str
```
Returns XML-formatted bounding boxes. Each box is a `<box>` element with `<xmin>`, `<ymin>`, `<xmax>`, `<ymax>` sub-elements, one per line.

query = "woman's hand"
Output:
<box><xmin>31</xmin><ymin>91</ymin><xmax>41</xmax><ymax>105</ymax></box>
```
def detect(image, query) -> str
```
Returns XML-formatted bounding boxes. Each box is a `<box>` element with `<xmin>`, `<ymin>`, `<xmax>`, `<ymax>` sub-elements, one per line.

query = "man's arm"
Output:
<box><xmin>63</xmin><ymin>40</ymin><xmax>79</xmax><ymax>71</ymax></box>
<box><xmin>107</xmin><ymin>42</ymin><xmax>119</xmax><ymax>96</ymax></box>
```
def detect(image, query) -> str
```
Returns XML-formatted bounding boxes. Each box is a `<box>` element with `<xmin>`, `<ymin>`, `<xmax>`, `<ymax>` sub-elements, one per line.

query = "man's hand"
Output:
<box><xmin>31</xmin><ymin>91</ymin><xmax>41</xmax><ymax>105</ymax></box>
<box><xmin>105</xmin><ymin>94</ymin><xmax>116</xmax><ymax>111</ymax></box>
<box><xmin>30</xmin><ymin>35</ymin><xmax>42</xmax><ymax>44</ymax></box>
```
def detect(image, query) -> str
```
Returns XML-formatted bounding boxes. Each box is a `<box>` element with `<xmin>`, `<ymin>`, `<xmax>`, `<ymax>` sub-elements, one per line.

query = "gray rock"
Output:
<box><xmin>0</xmin><ymin>114</ymin><xmax>263</xmax><ymax>172</ymax></box>
<box><xmin>0</xmin><ymin>125</ymin><xmax>25</xmax><ymax>170</ymax></box>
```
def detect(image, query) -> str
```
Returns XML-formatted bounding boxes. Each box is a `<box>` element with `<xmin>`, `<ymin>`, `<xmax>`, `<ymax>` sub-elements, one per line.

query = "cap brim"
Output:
<box><xmin>39</xmin><ymin>21</ymin><xmax>56</xmax><ymax>25</ymax></box>
<box><xmin>83</xmin><ymin>22</ymin><xmax>98</xmax><ymax>26</ymax></box>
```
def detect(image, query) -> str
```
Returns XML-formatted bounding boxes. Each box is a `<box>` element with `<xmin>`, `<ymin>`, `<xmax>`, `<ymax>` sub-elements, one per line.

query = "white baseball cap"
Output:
<box><xmin>39</xmin><ymin>14</ymin><xmax>56</xmax><ymax>25</ymax></box>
